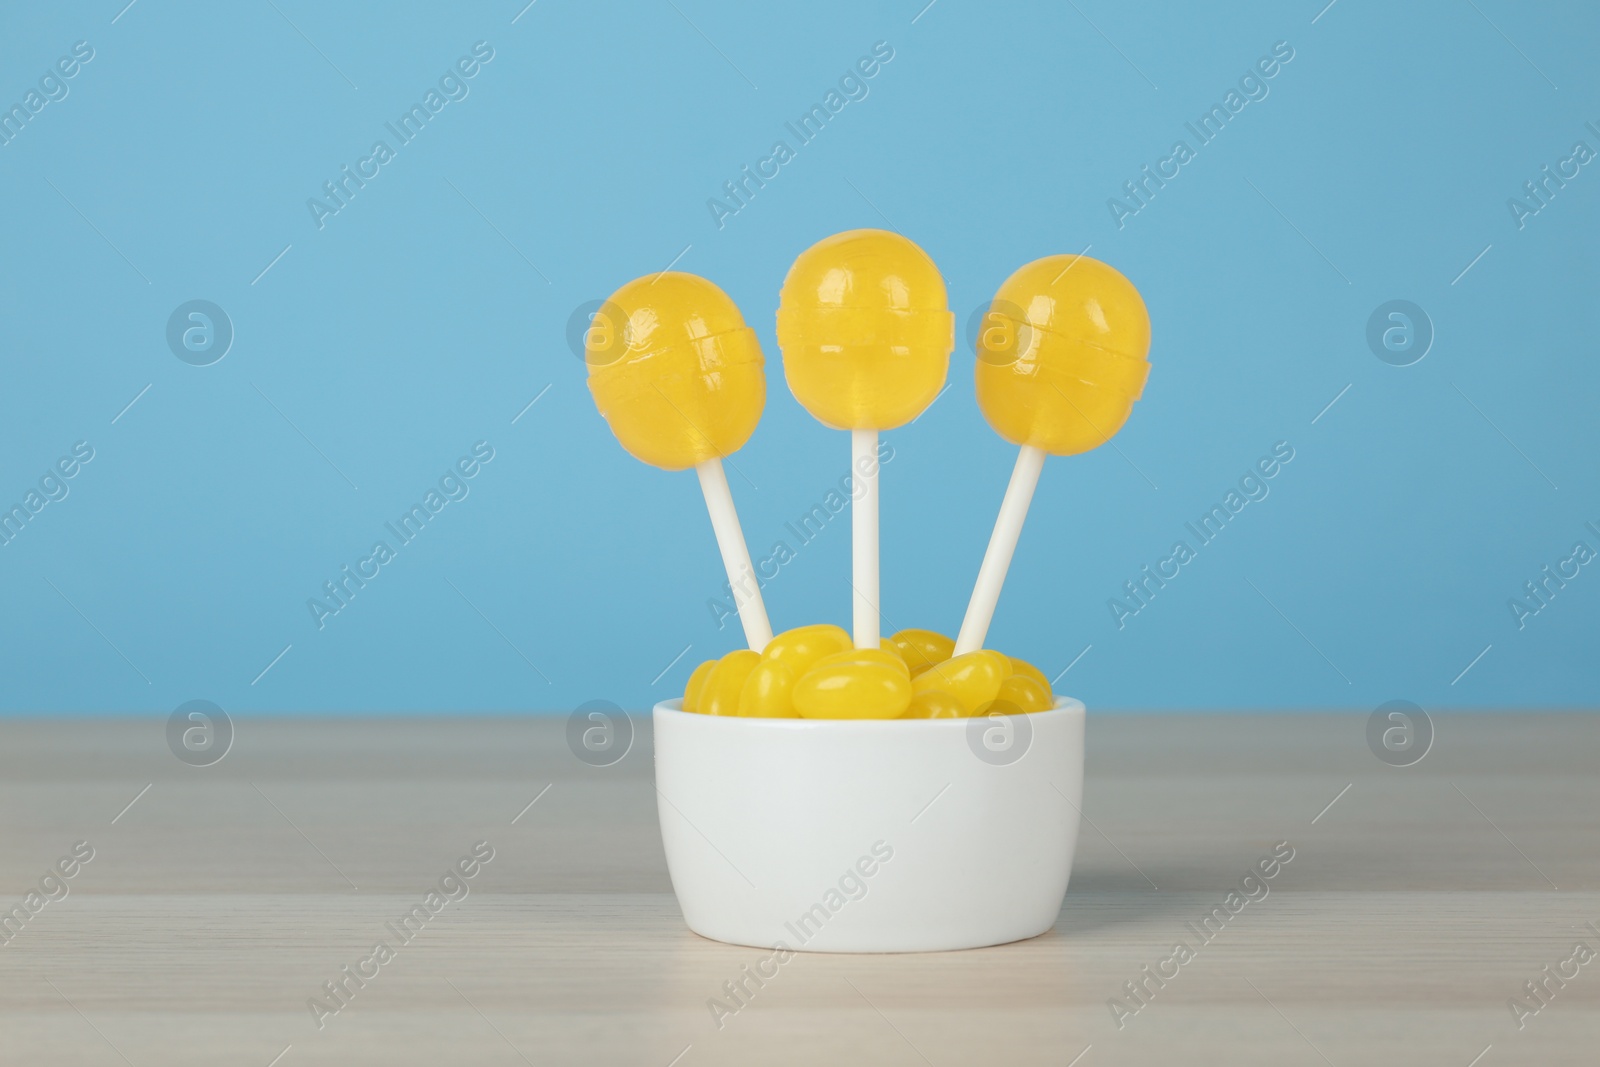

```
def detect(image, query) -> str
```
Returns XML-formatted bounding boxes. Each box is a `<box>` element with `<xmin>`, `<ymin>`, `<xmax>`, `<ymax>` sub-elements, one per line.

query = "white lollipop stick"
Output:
<box><xmin>695</xmin><ymin>458</ymin><xmax>773</xmax><ymax>652</ymax></box>
<box><xmin>851</xmin><ymin>429</ymin><xmax>880</xmax><ymax>649</ymax></box>
<box><xmin>954</xmin><ymin>444</ymin><xmax>1045</xmax><ymax>656</ymax></box>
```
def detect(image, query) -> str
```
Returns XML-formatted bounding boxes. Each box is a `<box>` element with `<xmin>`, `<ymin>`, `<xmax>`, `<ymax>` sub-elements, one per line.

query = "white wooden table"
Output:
<box><xmin>1</xmin><ymin>712</ymin><xmax>1594</xmax><ymax>1065</ymax></box>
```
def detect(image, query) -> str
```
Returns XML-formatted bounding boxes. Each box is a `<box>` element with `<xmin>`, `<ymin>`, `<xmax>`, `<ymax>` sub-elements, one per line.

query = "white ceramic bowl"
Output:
<box><xmin>653</xmin><ymin>697</ymin><xmax>1085</xmax><ymax>953</ymax></box>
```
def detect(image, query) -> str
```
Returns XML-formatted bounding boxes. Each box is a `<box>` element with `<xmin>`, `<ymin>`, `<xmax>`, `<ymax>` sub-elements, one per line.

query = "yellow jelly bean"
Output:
<box><xmin>739</xmin><ymin>658</ymin><xmax>800</xmax><ymax>718</ymax></box>
<box><xmin>702</xmin><ymin>650</ymin><xmax>760</xmax><ymax>717</ymax></box>
<box><xmin>761</xmin><ymin>624</ymin><xmax>852</xmax><ymax>676</ymax></box>
<box><xmin>1008</xmin><ymin>657</ymin><xmax>1052</xmax><ymax>697</ymax></box>
<box><xmin>812</xmin><ymin>647</ymin><xmax>910</xmax><ymax>677</ymax></box>
<box><xmin>888</xmin><ymin>628</ymin><xmax>955</xmax><ymax>675</ymax></box>
<box><xmin>793</xmin><ymin>662</ymin><xmax>912</xmax><ymax>720</ymax></box>
<box><xmin>912</xmin><ymin>650</ymin><xmax>1009</xmax><ymax>715</ymax></box>
<box><xmin>904</xmin><ymin>689</ymin><xmax>966</xmax><ymax>719</ymax></box>
<box><xmin>685</xmin><ymin>629</ymin><xmax>1058</xmax><ymax>719</ymax></box>
<box><xmin>995</xmin><ymin>674</ymin><xmax>1052</xmax><ymax>713</ymax></box>
<box><xmin>682</xmin><ymin>659</ymin><xmax>716</xmax><ymax>713</ymax></box>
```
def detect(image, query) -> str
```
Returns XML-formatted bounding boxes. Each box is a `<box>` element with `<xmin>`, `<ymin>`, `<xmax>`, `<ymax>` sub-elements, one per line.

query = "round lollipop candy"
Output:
<box><xmin>586</xmin><ymin>271</ymin><xmax>773</xmax><ymax>651</ymax></box>
<box><xmin>776</xmin><ymin>229</ymin><xmax>954</xmax><ymax>649</ymax></box>
<box><xmin>953</xmin><ymin>255</ymin><xmax>1151</xmax><ymax>655</ymax></box>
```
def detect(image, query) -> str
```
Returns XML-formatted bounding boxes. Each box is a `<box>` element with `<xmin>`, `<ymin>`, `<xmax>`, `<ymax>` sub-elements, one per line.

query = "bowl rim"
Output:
<box><xmin>653</xmin><ymin>695</ymin><xmax>1083</xmax><ymax>732</ymax></box>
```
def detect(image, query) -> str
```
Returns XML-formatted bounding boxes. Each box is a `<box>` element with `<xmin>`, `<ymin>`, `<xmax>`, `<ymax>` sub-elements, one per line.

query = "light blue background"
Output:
<box><xmin>1</xmin><ymin>0</ymin><xmax>1595</xmax><ymax>714</ymax></box>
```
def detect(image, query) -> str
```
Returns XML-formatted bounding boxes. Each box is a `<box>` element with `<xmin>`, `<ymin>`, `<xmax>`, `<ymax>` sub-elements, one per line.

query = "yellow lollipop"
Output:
<box><xmin>776</xmin><ymin>229</ymin><xmax>954</xmax><ymax>648</ymax></box>
<box><xmin>954</xmin><ymin>255</ymin><xmax>1151</xmax><ymax>655</ymax></box>
<box><xmin>586</xmin><ymin>271</ymin><xmax>773</xmax><ymax>650</ymax></box>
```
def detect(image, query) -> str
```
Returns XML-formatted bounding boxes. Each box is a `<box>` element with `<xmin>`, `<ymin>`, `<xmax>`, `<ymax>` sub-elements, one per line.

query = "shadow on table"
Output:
<box><xmin>1054</xmin><ymin>867</ymin><xmax>1194</xmax><ymax>936</ymax></box>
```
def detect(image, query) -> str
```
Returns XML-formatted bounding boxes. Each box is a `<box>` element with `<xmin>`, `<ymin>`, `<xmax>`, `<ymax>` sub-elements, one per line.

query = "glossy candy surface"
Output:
<box><xmin>904</xmin><ymin>689</ymin><xmax>965</xmax><ymax>719</ymax></box>
<box><xmin>585</xmin><ymin>272</ymin><xmax>765</xmax><ymax>470</ymax></box>
<box><xmin>682</xmin><ymin>627</ymin><xmax>1054</xmax><ymax>719</ymax></box>
<box><xmin>682</xmin><ymin>659</ymin><xmax>716</xmax><ymax>713</ymax></box>
<box><xmin>995</xmin><ymin>674</ymin><xmax>1052</xmax><ymax>713</ymax></box>
<box><xmin>974</xmin><ymin>255</ymin><xmax>1151</xmax><ymax>455</ymax></box>
<box><xmin>761</xmin><ymin>624</ymin><xmax>852</xmax><ymax>677</ymax></box>
<box><xmin>792</xmin><ymin>661</ymin><xmax>913</xmax><ymax>720</ymax></box>
<box><xmin>887</xmin><ymin>628</ymin><xmax>956</xmax><ymax>675</ymax></box>
<box><xmin>701</xmin><ymin>650</ymin><xmax>760</xmax><ymax>717</ymax></box>
<box><xmin>911</xmin><ymin>650</ymin><xmax>1010</xmax><ymax>715</ymax></box>
<box><xmin>1008</xmin><ymin>657</ymin><xmax>1051</xmax><ymax>692</ymax></box>
<box><xmin>776</xmin><ymin>229</ymin><xmax>955</xmax><ymax>431</ymax></box>
<box><xmin>811</xmin><ymin>647</ymin><xmax>910</xmax><ymax>677</ymax></box>
<box><xmin>739</xmin><ymin>658</ymin><xmax>800</xmax><ymax>718</ymax></box>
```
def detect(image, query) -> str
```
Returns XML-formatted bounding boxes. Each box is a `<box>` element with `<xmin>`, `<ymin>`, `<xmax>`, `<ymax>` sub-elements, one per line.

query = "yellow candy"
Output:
<box><xmin>995</xmin><ymin>674</ymin><xmax>1052</xmax><ymax>713</ymax></box>
<box><xmin>888</xmin><ymin>628</ymin><xmax>955</xmax><ymax>675</ymax></box>
<box><xmin>811</xmin><ymin>647</ymin><xmax>910</xmax><ymax>677</ymax></box>
<box><xmin>702</xmin><ymin>650</ymin><xmax>760</xmax><ymax>717</ymax></box>
<box><xmin>912</xmin><ymin>650</ymin><xmax>1009</xmax><ymax>715</ymax></box>
<box><xmin>793</xmin><ymin>662</ymin><xmax>913</xmax><ymax>720</ymax></box>
<box><xmin>776</xmin><ymin>229</ymin><xmax>955</xmax><ymax>431</ymax></box>
<box><xmin>682</xmin><ymin>659</ymin><xmax>716</xmax><ymax>713</ymax></box>
<box><xmin>739</xmin><ymin>659</ymin><xmax>800</xmax><ymax>718</ymax></box>
<box><xmin>683</xmin><ymin>629</ymin><xmax>1059</xmax><ymax>720</ymax></box>
<box><xmin>761</xmin><ymin>623</ymin><xmax>851</xmax><ymax>676</ymax></box>
<box><xmin>974</xmin><ymin>256</ymin><xmax>1151</xmax><ymax>456</ymax></box>
<box><xmin>904</xmin><ymin>689</ymin><xmax>966</xmax><ymax>719</ymax></box>
<box><xmin>586</xmin><ymin>272</ymin><xmax>765</xmax><ymax>470</ymax></box>
<box><xmin>1008</xmin><ymin>657</ymin><xmax>1052</xmax><ymax>698</ymax></box>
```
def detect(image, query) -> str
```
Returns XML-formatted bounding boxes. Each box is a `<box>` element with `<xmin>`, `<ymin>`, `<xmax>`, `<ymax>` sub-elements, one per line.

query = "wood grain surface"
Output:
<box><xmin>0</xmin><ymin>711</ymin><xmax>1595</xmax><ymax>1066</ymax></box>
